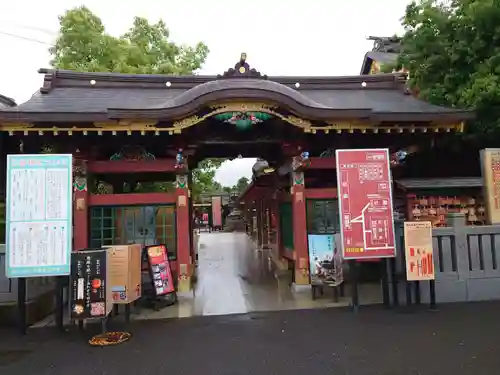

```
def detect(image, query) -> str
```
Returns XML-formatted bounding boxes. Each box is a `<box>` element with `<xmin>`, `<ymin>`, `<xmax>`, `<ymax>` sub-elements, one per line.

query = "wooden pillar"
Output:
<box><xmin>272</xmin><ymin>195</ymin><xmax>281</xmax><ymax>250</ymax></box>
<box><xmin>291</xmin><ymin>167</ymin><xmax>309</xmax><ymax>286</ymax></box>
<box><xmin>175</xmin><ymin>173</ymin><xmax>191</xmax><ymax>293</ymax></box>
<box><xmin>245</xmin><ymin>201</ymin><xmax>252</xmax><ymax>235</ymax></box>
<box><xmin>262</xmin><ymin>198</ymin><xmax>270</xmax><ymax>249</ymax></box>
<box><xmin>188</xmin><ymin>172</ymin><xmax>194</xmax><ymax>259</ymax></box>
<box><xmin>249</xmin><ymin>201</ymin><xmax>255</xmax><ymax>238</ymax></box>
<box><xmin>256</xmin><ymin>199</ymin><xmax>263</xmax><ymax>248</ymax></box>
<box><xmin>73</xmin><ymin>155</ymin><xmax>89</xmax><ymax>250</ymax></box>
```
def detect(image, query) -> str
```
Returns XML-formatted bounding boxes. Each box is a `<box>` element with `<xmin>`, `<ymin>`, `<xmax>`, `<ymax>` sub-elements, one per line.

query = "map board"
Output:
<box><xmin>336</xmin><ymin>149</ymin><xmax>396</xmax><ymax>260</ymax></box>
<box><xmin>5</xmin><ymin>154</ymin><xmax>73</xmax><ymax>278</ymax></box>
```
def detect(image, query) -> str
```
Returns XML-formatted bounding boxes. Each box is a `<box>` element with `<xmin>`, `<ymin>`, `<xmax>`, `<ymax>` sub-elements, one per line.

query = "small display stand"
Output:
<box><xmin>70</xmin><ymin>248</ymin><xmax>132</xmax><ymax>346</ymax></box>
<box><xmin>142</xmin><ymin>244</ymin><xmax>177</xmax><ymax>311</ymax></box>
<box><xmin>105</xmin><ymin>244</ymin><xmax>142</xmax><ymax>323</ymax></box>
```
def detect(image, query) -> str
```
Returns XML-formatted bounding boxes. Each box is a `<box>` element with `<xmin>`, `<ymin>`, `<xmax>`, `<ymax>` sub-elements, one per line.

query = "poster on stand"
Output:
<box><xmin>70</xmin><ymin>249</ymin><xmax>111</xmax><ymax>320</ymax></box>
<box><xmin>5</xmin><ymin>154</ymin><xmax>73</xmax><ymax>278</ymax></box>
<box><xmin>404</xmin><ymin>221</ymin><xmax>435</xmax><ymax>281</ymax></box>
<box><xmin>336</xmin><ymin>149</ymin><xmax>396</xmax><ymax>260</ymax></box>
<box><xmin>145</xmin><ymin>244</ymin><xmax>175</xmax><ymax>296</ymax></box>
<box><xmin>480</xmin><ymin>149</ymin><xmax>500</xmax><ymax>224</ymax></box>
<box><xmin>308</xmin><ymin>234</ymin><xmax>343</xmax><ymax>284</ymax></box>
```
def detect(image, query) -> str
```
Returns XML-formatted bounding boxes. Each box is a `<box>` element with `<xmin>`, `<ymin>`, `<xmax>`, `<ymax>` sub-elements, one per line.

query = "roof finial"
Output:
<box><xmin>217</xmin><ymin>52</ymin><xmax>267</xmax><ymax>79</ymax></box>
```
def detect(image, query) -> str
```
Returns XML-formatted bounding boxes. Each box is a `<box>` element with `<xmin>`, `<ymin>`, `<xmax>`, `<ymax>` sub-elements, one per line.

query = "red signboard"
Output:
<box><xmin>335</xmin><ymin>149</ymin><xmax>396</xmax><ymax>260</ymax></box>
<box><xmin>145</xmin><ymin>244</ymin><xmax>175</xmax><ymax>296</ymax></box>
<box><xmin>212</xmin><ymin>196</ymin><xmax>222</xmax><ymax>227</ymax></box>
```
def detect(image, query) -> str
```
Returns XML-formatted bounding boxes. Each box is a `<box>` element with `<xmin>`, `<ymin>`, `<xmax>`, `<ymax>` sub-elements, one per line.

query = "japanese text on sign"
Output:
<box><xmin>5</xmin><ymin>154</ymin><xmax>73</xmax><ymax>278</ymax></box>
<box><xmin>335</xmin><ymin>149</ymin><xmax>396</xmax><ymax>260</ymax></box>
<box><xmin>70</xmin><ymin>249</ymin><xmax>109</xmax><ymax>319</ymax></box>
<box><xmin>404</xmin><ymin>221</ymin><xmax>435</xmax><ymax>281</ymax></box>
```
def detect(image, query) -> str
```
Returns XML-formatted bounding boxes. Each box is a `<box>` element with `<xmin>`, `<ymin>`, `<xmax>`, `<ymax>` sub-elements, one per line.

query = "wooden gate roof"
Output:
<box><xmin>0</xmin><ymin>55</ymin><xmax>473</xmax><ymax>125</ymax></box>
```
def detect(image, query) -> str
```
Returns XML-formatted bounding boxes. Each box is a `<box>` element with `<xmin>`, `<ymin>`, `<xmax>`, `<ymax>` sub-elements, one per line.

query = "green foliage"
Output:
<box><xmin>50</xmin><ymin>6</ymin><xmax>209</xmax><ymax>74</ymax></box>
<box><xmin>234</xmin><ymin>176</ymin><xmax>250</xmax><ymax>194</ymax></box>
<box><xmin>399</xmin><ymin>0</ymin><xmax>500</xmax><ymax>134</ymax></box>
<box><xmin>50</xmin><ymin>7</ymin><xmax>225</xmax><ymax>197</ymax></box>
<box><xmin>379</xmin><ymin>62</ymin><xmax>398</xmax><ymax>73</ymax></box>
<box><xmin>192</xmin><ymin>159</ymin><xmax>225</xmax><ymax>202</ymax></box>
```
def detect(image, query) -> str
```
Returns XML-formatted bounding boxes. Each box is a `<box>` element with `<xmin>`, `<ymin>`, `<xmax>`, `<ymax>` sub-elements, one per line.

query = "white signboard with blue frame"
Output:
<box><xmin>5</xmin><ymin>154</ymin><xmax>73</xmax><ymax>278</ymax></box>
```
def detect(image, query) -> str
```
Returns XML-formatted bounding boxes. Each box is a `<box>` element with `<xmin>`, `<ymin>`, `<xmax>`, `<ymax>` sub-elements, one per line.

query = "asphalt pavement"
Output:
<box><xmin>1</xmin><ymin>301</ymin><xmax>499</xmax><ymax>375</ymax></box>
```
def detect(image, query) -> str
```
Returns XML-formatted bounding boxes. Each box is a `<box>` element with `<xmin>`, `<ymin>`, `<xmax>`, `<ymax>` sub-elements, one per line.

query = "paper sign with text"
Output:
<box><xmin>404</xmin><ymin>221</ymin><xmax>435</xmax><ymax>281</ymax></box>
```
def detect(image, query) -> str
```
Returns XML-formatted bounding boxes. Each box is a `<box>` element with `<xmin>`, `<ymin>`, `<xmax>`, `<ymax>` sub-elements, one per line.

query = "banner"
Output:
<box><xmin>404</xmin><ymin>221</ymin><xmax>435</xmax><ymax>281</ymax></box>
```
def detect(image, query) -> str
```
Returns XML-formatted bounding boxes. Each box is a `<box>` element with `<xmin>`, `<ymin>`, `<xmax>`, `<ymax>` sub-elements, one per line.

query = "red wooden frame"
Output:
<box><xmin>88</xmin><ymin>159</ymin><xmax>177</xmax><ymax>174</ymax></box>
<box><xmin>89</xmin><ymin>193</ymin><xmax>176</xmax><ymax>206</ymax></box>
<box><xmin>308</xmin><ymin>157</ymin><xmax>336</xmax><ymax>169</ymax></box>
<box><xmin>305</xmin><ymin>188</ymin><xmax>338</xmax><ymax>199</ymax></box>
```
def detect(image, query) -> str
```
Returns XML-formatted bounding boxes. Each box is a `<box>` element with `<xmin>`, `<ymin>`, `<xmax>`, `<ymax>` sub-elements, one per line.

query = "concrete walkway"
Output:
<box><xmin>134</xmin><ymin>232</ymin><xmax>382</xmax><ymax>320</ymax></box>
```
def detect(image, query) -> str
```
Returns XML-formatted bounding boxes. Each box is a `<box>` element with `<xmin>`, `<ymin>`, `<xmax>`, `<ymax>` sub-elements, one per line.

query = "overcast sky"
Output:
<box><xmin>0</xmin><ymin>0</ymin><xmax>406</xmax><ymax>186</ymax></box>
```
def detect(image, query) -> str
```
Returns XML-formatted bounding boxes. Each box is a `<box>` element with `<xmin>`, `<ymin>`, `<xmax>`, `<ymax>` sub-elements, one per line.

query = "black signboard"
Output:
<box><xmin>70</xmin><ymin>249</ymin><xmax>109</xmax><ymax>320</ymax></box>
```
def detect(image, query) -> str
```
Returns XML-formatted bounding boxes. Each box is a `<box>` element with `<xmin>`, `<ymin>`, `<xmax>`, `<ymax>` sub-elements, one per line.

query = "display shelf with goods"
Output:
<box><xmin>395</xmin><ymin>178</ymin><xmax>485</xmax><ymax>227</ymax></box>
<box><xmin>407</xmin><ymin>195</ymin><xmax>486</xmax><ymax>227</ymax></box>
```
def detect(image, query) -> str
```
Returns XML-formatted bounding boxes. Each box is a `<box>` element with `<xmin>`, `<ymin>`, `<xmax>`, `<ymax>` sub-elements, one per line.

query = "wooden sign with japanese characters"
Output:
<box><xmin>70</xmin><ymin>249</ymin><xmax>112</xmax><ymax>320</ymax></box>
<box><xmin>404</xmin><ymin>221</ymin><xmax>435</xmax><ymax>281</ymax></box>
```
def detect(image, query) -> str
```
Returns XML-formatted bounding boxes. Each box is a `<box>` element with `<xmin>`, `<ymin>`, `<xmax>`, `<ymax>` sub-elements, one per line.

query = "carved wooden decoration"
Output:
<box><xmin>217</xmin><ymin>53</ymin><xmax>268</xmax><ymax>79</ymax></box>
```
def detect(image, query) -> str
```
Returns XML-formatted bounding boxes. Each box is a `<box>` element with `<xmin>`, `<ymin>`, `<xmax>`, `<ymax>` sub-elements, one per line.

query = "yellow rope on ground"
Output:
<box><xmin>88</xmin><ymin>331</ymin><xmax>132</xmax><ymax>347</ymax></box>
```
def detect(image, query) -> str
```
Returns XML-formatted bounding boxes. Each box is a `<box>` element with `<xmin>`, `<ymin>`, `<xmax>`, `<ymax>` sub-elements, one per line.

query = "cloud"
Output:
<box><xmin>215</xmin><ymin>158</ymin><xmax>255</xmax><ymax>187</ymax></box>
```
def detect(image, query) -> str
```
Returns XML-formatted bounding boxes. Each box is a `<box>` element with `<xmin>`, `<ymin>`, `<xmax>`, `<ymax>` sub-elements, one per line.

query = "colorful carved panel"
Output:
<box><xmin>292</xmin><ymin>171</ymin><xmax>304</xmax><ymax>186</ymax></box>
<box><xmin>214</xmin><ymin>111</ymin><xmax>273</xmax><ymax>130</ymax></box>
<box><xmin>176</xmin><ymin>174</ymin><xmax>188</xmax><ymax>189</ymax></box>
<box><xmin>73</xmin><ymin>159</ymin><xmax>88</xmax><ymax>192</ymax></box>
<box><xmin>110</xmin><ymin>146</ymin><xmax>155</xmax><ymax>161</ymax></box>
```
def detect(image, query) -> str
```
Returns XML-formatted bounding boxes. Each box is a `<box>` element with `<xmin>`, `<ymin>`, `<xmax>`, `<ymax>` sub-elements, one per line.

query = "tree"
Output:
<box><xmin>398</xmin><ymin>0</ymin><xmax>500</xmax><ymax>135</ymax></box>
<box><xmin>50</xmin><ymin>6</ymin><xmax>209</xmax><ymax>74</ymax></box>
<box><xmin>191</xmin><ymin>159</ymin><xmax>225</xmax><ymax>202</ymax></box>
<box><xmin>234</xmin><ymin>176</ymin><xmax>250</xmax><ymax>194</ymax></box>
<box><xmin>50</xmin><ymin>7</ymin><xmax>224</xmax><ymax>197</ymax></box>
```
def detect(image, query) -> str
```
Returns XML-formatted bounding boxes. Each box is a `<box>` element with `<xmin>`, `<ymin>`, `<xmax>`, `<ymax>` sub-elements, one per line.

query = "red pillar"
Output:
<box><xmin>73</xmin><ymin>155</ymin><xmax>89</xmax><ymax>250</ymax></box>
<box><xmin>256</xmin><ymin>199</ymin><xmax>263</xmax><ymax>248</ymax></box>
<box><xmin>262</xmin><ymin>198</ymin><xmax>270</xmax><ymax>249</ymax></box>
<box><xmin>175</xmin><ymin>173</ymin><xmax>191</xmax><ymax>293</ymax></box>
<box><xmin>272</xmin><ymin>194</ymin><xmax>281</xmax><ymax>252</ymax></box>
<box><xmin>291</xmin><ymin>167</ymin><xmax>309</xmax><ymax>286</ymax></box>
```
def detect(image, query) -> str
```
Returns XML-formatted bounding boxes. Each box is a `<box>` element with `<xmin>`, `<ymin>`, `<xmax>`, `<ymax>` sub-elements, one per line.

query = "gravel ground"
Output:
<box><xmin>1</xmin><ymin>301</ymin><xmax>499</xmax><ymax>375</ymax></box>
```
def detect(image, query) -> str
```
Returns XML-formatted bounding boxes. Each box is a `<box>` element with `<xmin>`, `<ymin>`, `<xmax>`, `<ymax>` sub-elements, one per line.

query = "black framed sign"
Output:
<box><xmin>70</xmin><ymin>249</ymin><xmax>110</xmax><ymax>320</ymax></box>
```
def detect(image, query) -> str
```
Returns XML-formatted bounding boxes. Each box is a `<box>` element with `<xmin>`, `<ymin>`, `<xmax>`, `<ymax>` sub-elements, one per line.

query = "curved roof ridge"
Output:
<box><xmin>116</xmin><ymin>79</ymin><xmax>329</xmax><ymax>111</ymax></box>
<box><xmin>37</xmin><ymin>68</ymin><xmax>409</xmax><ymax>91</ymax></box>
<box><xmin>0</xmin><ymin>94</ymin><xmax>16</xmax><ymax>107</ymax></box>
